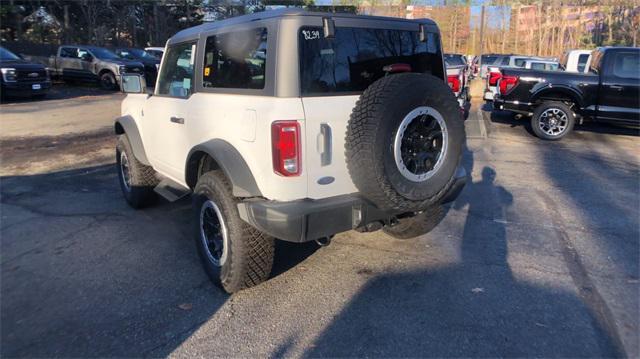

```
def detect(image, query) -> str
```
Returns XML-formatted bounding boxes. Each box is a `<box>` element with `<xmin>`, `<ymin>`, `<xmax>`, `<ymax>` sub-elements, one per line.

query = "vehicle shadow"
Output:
<box><xmin>0</xmin><ymin>82</ymin><xmax>119</xmax><ymax>105</ymax></box>
<box><xmin>488</xmin><ymin>105</ymin><xmax>639</xmax><ymax>138</ymax></box>
<box><xmin>0</xmin><ymin>163</ymin><xmax>309</xmax><ymax>357</ymax></box>
<box><xmin>303</xmin><ymin>165</ymin><xmax>622</xmax><ymax>357</ymax></box>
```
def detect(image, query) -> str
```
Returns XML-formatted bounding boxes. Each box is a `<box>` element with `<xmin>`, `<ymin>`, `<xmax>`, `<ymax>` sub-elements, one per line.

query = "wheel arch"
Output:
<box><xmin>532</xmin><ymin>86</ymin><xmax>584</xmax><ymax>108</ymax></box>
<box><xmin>185</xmin><ymin>140</ymin><xmax>262</xmax><ymax>198</ymax></box>
<box><xmin>114</xmin><ymin>115</ymin><xmax>151</xmax><ymax>165</ymax></box>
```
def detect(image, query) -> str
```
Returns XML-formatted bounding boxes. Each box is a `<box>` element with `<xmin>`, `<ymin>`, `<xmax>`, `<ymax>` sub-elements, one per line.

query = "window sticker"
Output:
<box><xmin>183</xmin><ymin>78</ymin><xmax>191</xmax><ymax>89</ymax></box>
<box><xmin>204</xmin><ymin>67</ymin><xmax>211</xmax><ymax>76</ymax></box>
<box><xmin>302</xmin><ymin>30</ymin><xmax>321</xmax><ymax>40</ymax></box>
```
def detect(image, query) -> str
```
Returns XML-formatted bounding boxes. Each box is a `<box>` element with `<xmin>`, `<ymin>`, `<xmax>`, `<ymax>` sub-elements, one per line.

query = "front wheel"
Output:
<box><xmin>193</xmin><ymin>170</ymin><xmax>275</xmax><ymax>293</ymax></box>
<box><xmin>531</xmin><ymin>102</ymin><xmax>575</xmax><ymax>140</ymax></box>
<box><xmin>116</xmin><ymin>135</ymin><xmax>158</xmax><ymax>208</ymax></box>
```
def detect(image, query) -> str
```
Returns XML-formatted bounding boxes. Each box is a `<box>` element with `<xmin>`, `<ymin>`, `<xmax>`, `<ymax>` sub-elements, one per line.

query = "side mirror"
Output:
<box><xmin>120</xmin><ymin>73</ymin><xmax>147</xmax><ymax>94</ymax></box>
<box><xmin>81</xmin><ymin>53</ymin><xmax>93</xmax><ymax>61</ymax></box>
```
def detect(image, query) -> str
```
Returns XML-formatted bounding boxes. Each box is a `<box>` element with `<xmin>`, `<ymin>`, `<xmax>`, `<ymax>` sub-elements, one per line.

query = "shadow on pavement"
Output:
<box><xmin>0</xmin><ymin>82</ymin><xmax>118</xmax><ymax>105</ymax></box>
<box><xmin>487</xmin><ymin>105</ymin><xmax>640</xmax><ymax>138</ymax></box>
<box><xmin>304</xmin><ymin>161</ymin><xmax>623</xmax><ymax>357</ymax></box>
<box><xmin>0</xmin><ymin>164</ymin><xmax>309</xmax><ymax>357</ymax></box>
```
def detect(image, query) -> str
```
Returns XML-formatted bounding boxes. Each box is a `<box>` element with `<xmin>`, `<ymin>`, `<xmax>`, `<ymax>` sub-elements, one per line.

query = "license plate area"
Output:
<box><xmin>32</xmin><ymin>84</ymin><xmax>41</xmax><ymax>90</ymax></box>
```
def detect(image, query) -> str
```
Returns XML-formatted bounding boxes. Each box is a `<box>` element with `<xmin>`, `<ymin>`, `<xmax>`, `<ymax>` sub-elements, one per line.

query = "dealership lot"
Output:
<box><xmin>1</xmin><ymin>88</ymin><xmax>638</xmax><ymax>357</ymax></box>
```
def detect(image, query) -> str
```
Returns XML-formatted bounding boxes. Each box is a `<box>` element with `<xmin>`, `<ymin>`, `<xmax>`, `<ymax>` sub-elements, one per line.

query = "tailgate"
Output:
<box><xmin>302</xmin><ymin>96</ymin><xmax>359</xmax><ymax>200</ymax></box>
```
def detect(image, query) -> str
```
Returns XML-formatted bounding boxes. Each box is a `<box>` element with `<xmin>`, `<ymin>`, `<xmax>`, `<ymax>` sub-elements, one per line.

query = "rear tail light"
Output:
<box><xmin>447</xmin><ymin>75</ymin><xmax>460</xmax><ymax>93</ymax></box>
<box><xmin>488</xmin><ymin>71</ymin><xmax>501</xmax><ymax>86</ymax></box>
<box><xmin>272</xmin><ymin>121</ymin><xmax>301</xmax><ymax>176</ymax></box>
<box><xmin>499</xmin><ymin>75</ymin><xmax>519</xmax><ymax>95</ymax></box>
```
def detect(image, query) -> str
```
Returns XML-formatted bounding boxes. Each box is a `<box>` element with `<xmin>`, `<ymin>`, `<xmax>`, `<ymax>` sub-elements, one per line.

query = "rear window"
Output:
<box><xmin>481</xmin><ymin>55</ymin><xmax>497</xmax><ymax>64</ymax></box>
<box><xmin>577</xmin><ymin>53</ymin><xmax>590</xmax><ymax>72</ymax></box>
<box><xmin>445</xmin><ymin>55</ymin><xmax>465</xmax><ymax>66</ymax></box>
<box><xmin>298</xmin><ymin>26</ymin><xmax>441</xmax><ymax>96</ymax></box>
<box><xmin>514</xmin><ymin>58</ymin><xmax>527</xmax><ymax>67</ymax></box>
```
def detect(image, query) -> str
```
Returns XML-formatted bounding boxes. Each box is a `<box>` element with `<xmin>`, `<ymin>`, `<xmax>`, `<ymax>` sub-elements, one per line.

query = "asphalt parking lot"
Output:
<box><xmin>1</xmin><ymin>84</ymin><xmax>639</xmax><ymax>357</ymax></box>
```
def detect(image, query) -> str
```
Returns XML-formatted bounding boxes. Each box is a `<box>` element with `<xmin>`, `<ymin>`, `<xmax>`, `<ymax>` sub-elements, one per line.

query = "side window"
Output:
<box><xmin>500</xmin><ymin>57</ymin><xmax>510</xmax><ymax>65</ymax></box>
<box><xmin>514</xmin><ymin>58</ymin><xmax>526</xmax><ymax>67</ymax></box>
<box><xmin>77</xmin><ymin>48</ymin><xmax>90</xmax><ymax>59</ymax></box>
<box><xmin>612</xmin><ymin>52</ymin><xmax>640</xmax><ymax>80</ymax></box>
<box><xmin>531</xmin><ymin>62</ymin><xmax>545</xmax><ymax>70</ymax></box>
<box><xmin>202</xmin><ymin>28</ymin><xmax>267</xmax><ymax>90</ymax></box>
<box><xmin>577</xmin><ymin>54</ymin><xmax>589</xmax><ymax>72</ymax></box>
<box><xmin>60</xmin><ymin>47</ymin><xmax>78</xmax><ymax>58</ymax></box>
<box><xmin>156</xmin><ymin>42</ymin><xmax>196</xmax><ymax>98</ymax></box>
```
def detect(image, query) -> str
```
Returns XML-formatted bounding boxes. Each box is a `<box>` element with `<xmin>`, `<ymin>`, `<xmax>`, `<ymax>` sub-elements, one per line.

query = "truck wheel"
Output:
<box><xmin>193</xmin><ymin>170</ymin><xmax>275</xmax><ymax>294</ymax></box>
<box><xmin>100</xmin><ymin>71</ymin><xmax>117</xmax><ymax>90</ymax></box>
<box><xmin>346</xmin><ymin>73</ymin><xmax>464</xmax><ymax>212</ymax></box>
<box><xmin>116</xmin><ymin>135</ymin><xmax>158</xmax><ymax>208</ymax></box>
<box><xmin>383</xmin><ymin>205</ymin><xmax>444</xmax><ymax>239</ymax></box>
<box><xmin>531</xmin><ymin>102</ymin><xmax>575</xmax><ymax>140</ymax></box>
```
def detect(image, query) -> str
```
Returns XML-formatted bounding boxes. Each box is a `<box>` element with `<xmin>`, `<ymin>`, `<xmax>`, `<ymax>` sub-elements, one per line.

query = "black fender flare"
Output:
<box><xmin>531</xmin><ymin>84</ymin><xmax>584</xmax><ymax>108</ymax></box>
<box><xmin>114</xmin><ymin>115</ymin><xmax>151</xmax><ymax>166</ymax></box>
<box><xmin>186</xmin><ymin>139</ymin><xmax>262</xmax><ymax>198</ymax></box>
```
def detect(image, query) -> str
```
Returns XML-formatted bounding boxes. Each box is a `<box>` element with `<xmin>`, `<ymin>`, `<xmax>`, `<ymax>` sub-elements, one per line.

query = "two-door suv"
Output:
<box><xmin>115</xmin><ymin>9</ymin><xmax>466</xmax><ymax>293</ymax></box>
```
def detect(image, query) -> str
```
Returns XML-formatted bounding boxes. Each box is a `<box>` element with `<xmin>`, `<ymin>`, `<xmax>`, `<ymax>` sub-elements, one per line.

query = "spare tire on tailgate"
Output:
<box><xmin>345</xmin><ymin>73</ymin><xmax>464</xmax><ymax>212</ymax></box>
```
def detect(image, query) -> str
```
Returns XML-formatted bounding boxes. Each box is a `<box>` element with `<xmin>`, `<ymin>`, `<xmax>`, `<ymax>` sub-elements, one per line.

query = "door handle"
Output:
<box><xmin>170</xmin><ymin>116</ymin><xmax>184</xmax><ymax>124</ymax></box>
<box><xmin>609</xmin><ymin>85</ymin><xmax>623</xmax><ymax>91</ymax></box>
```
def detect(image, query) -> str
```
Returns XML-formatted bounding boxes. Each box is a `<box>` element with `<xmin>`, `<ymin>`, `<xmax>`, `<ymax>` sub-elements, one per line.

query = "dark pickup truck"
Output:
<box><xmin>1</xmin><ymin>46</ymin><xmax>51</xmax><ymax>99</ymax></box>
<box><xmin>494</xmin><ymin>47</ymin><xmax>639</xmax><ymax>140</ymax></box>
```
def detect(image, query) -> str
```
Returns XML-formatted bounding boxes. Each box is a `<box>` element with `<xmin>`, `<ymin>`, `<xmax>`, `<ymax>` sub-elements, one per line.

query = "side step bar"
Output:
<box><xmin>154</xmin><ymin>178</ymin><xmax>191</xmax><ymax>202</ymax></box>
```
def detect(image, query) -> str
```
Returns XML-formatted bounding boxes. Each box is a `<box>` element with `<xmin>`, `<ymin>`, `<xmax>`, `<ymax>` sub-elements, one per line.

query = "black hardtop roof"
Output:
<box><xmin>169</xmin><ymin>8</ymin><xmax>437</xmax><ymax>44</ymax></box>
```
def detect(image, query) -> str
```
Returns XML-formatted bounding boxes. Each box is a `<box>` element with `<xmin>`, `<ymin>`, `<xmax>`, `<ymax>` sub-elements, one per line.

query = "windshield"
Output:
<box><xmin>445</xmin><ymin>55</ymin><xmax>465</xmax><ymax>66</ymax></box>
<box><xmin>299</xmin><ymin>26</ymin><xmax>442</xmax><ymax>95</ymax></box>
<box><xmin>120</xmin><ymin>48</ymin><xmax>156</xmax><ymax>60</ymax></box>
<box><xmin>89</xmin><ymin>47</ymin><xmax>120</xmax><ymax>60</ymax></box>
<box><xmin>0</xmin><ymin>47</ymin><xmax>21</xmax><ymax>61</ymax></box>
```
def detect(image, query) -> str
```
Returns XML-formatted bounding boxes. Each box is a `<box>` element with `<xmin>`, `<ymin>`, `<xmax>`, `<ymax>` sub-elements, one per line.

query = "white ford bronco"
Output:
<box><xmin>115</xmin><ymin>9</ymin><xmax>467</xmax><ymax>293</ymax></box>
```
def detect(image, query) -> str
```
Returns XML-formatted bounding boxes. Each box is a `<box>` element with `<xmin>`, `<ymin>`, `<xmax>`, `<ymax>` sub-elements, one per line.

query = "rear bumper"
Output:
<box><xmin>238</xmin><ymin>166</ymin><xmax>467</xmax><ymax>242</ymax></box>
<box><xmin>493</xmin><ymin>96</ymin><xmax>534</xmax><ymax>115</ymax></box>
<box><xmin>1</xmin><ymin>80</ymin><xmax>51</xmax><ymax>97</ymax></box>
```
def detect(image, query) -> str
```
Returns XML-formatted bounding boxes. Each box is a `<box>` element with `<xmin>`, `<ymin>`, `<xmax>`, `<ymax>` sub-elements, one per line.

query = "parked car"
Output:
<box><xmin>144</xmin><ymin>47</ymin><xmax>164</xmax><ymax>60</ymax></box>
<box><xmin>494</xmin><ymin>47</ymin><xmax>640</xmax><ymax>140</ymax></box>
<box><xmin>0</xmin><ymin>46</ymin><xmax>51</xmax><ymax>99</ymax></box>
<box><xmin>114</xmin><ymin>47</ymin><xmax>160</xmax><ymax>86</ymax></box>
<box><xmin>445</xmin><ymin>53</ymin><xmax>470</xmax><ymax>106</ymax></box>
<box><xmin>115</xmin><ymin>9</ymin><xmax>466</xmax><ymax>293</ymax></box>
<box><xmin>47</xmin><ymin>45</ymin><xmax>145</xmax><ymax>90</ymax></box>
<box><xmin>483</xmin><ymin>55</ymin><xmax>557</xmax><ymax>101</ymax></box>
<box><xmin>559</xmin><ymin>49</ymin><xmax>592</xmax><ymax>73</ymax></box>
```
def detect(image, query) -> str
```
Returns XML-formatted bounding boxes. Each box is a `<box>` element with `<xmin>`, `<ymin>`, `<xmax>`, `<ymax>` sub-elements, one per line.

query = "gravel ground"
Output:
<box><xmin>1</xmin><ymin>85</ymin><xmax>638</xmax><ymax>357</ymax></box>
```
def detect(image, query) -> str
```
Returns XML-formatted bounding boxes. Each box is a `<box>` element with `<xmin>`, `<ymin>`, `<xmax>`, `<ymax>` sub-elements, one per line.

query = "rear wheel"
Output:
<box><xmin>531</xmin><ymin>101</ymin><xmax>575</xmax><ymax>140</ymax></box>
<box><xmin>193</xmin><ymin>170</ymin><xmax>275</xmax><ymax>293</ymax></box>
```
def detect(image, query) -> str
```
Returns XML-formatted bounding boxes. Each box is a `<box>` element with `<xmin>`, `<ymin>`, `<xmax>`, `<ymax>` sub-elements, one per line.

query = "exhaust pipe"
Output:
<box><xmin>315</xmin><ymin>236</ymin><xmax>332</xmax><ymax>247</ymax></box>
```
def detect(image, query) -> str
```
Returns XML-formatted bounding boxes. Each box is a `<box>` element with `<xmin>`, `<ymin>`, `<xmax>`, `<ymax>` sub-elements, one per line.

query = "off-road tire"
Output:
<box><xmin>193</xmin><ymin>170</ymin><xmax>275</xmax><ymax>293</ymax></box>
<box><xmin>531</xmin><ymin>101</ymin><xmax>575</xmax><ymax>141</ymax></box>
<box><xmin>100</xmin><ymin>71</ymin><xmax>118</xmax><ymax>91</ymax></box>
<box><xmin>116</xmin><ymin>135</ymin><xmax>158</xmax><ymax>208</ymax></box>
<box><xmin>382</xmin><ymin>205</ymin><xmax>445</xmax><ymax>239</ymax></box>
<box><xmin>346</xmin><ymin>73</ymin><xmax>464</xmax><ymax>212</ymax></box>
